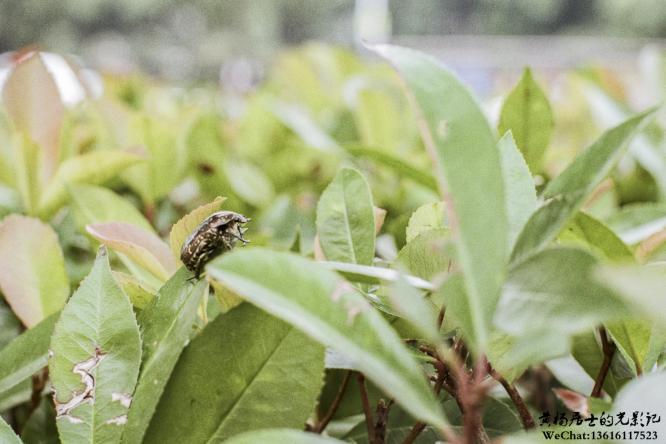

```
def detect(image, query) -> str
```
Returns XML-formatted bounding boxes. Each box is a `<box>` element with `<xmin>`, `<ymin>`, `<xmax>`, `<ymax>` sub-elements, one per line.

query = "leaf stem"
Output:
<box><xmin>314</xmin><ymin>370</ymin><xmax>352</xmax><ymax>433</ymax></box>
<box><xmin>374</xmin><ymin>398</ymin><xmax>394</xmax><ymax>444</ymax></box>
<box><xmin>487</xmin><ymin>364</ymin><xmax>535</xmax><ymax>429</ymax></box>
<box><xmin>591</xmin><ymin>327</ymin><xmax>616</xmax><ymax>398</ymax></box>
<box><xmin>358</xmin><ymin>372</ymin><xmax>376</xmax><ymax>442</ymax></box>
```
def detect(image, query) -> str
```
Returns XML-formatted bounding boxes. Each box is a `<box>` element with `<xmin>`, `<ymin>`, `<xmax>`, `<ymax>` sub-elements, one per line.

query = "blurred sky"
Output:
<box><xmin>0</xmin><ymin>0</ymin><xmax>665</xmax><ymax>81</ymax></box>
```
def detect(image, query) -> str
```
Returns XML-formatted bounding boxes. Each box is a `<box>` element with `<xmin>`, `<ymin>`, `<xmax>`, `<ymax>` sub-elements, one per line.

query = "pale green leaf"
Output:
<box><xmin>49</xmin><ymin>249</ymin><xmax>141</xmax><ymax>443</ymax></box>
<box><xmin>122</xmin><ymin>268</ymin><xmax>207</xmax><ymax>444</ymax></box>
<box><xmin>612</xmin><ymin>372</ymin><xmax>666</xmax><ymax>439</ymax></box>
<box><xmin>397</xmin><ymin>229</ymin><xmax>453</xmax><ymax>281</ymax></box>
<box><xmin>388</xmin><ymin>275</ymin><xmax>440</xmax><ymax>343</ymax></box>
<box><xmin>224</xmin><ymin>158</ymin><xmax>274</xmax><ymax>207</ymax></box>
<box><xmin>112</xmin><ymin>271</ymin><xmax>155</xmax><ymax>310</ymax></box>
<box><xmin>597</xmin><ymin>264</ymin><xmax>666</xmax><ymax>328</ymax></box>
<box><xmin>544</xmin><ymin>108</ymin><xmax>657</xmax><ymax>201</ymax></box>
<box><xmin>605</xmin><ymin>202</ymin><xmax>666</xmax><ymax>244</ymax></box>
<box><xmin>498</xmin><ymin>131</ymin><xmax>537</xmax><ymax>249</ymax></box>
<box><xmin>606</xmin><ymin>320</ymin><xmax>652</xmax><ymax>376</ymax></box>
<box><xmin>37</xmin><ymin>150</ymin><xmax>144</xmax><ymax>218</ymax></box>
<box><xmin>145</xmin><ymin>303</ymin><xmax>325</xmax><ymax>443</ymax></box>
<box><xmin>343</xmin><ymin>145</ymin><xmax>437</xmax><ymax>191</ymax></box>
<box><xmin>405</xmin><ymin>202</ymin><xmax>446</xmax><ymax>243</ymax></box>
<box><xmin>560</xmin><ymin>212</ymin><xmax>633</xmax><ymax>262</ymax></box>
<box><xmin>68</xmin><ymin>184</ymin><xmax>154</xmax><ymax>233</ymax></box>
<box><xmin>168</xmin><ymin>196</ymin><xmax>226</xmax><ymax>259</ymax></box>
<box><xmin>373</xmin><ymin>44</ymin><xmax>507</xmax><ymax>350</ymax></box>
<box><xmin>512</xmin><ymin>107</ymin><xmax>656</xmax><ymax>262</ymax></box>
<box><xmin>496</xmin><ymin>248</ymin><xmax>630</xmax><ymax>336</ymax></box>
<box><xmin>0</xmin><ymin>215</ymin><xmax>69</xmax><ymax>327</ymax></box>
<box><xmin>316</xmin><ymin>167</ymin><xmax>375</xmax><ymax>265</ymax></box>
<box><xmin>571</xmin><ymin>332</ymin><xmax>623</xmax><ymax>397</ymax></box>
<box><xmin>13</xmin><ymin>134</ymin><xmax>41</xmax><ymax>214</ymax></box>
<box><xmin>498</xmin><ymin>68</ymin><xmax>554</xmax><ymax>173</ymax></box>
<box><xmin>206</xmin><ymin>248</ymin><xmax>447</xmax><ymax>429</ymax></box>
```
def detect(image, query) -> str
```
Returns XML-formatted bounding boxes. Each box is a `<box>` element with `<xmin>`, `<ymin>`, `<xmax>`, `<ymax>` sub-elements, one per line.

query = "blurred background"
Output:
<box><xmin>1</xmin><ymin>0</ymin><xmax>666</xmax><ymax>90</ymax></box>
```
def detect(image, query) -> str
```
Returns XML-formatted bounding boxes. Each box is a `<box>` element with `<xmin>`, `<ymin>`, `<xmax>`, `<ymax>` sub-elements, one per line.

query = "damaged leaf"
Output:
<box><xmin>49</xmin><ymin>249</ymin><xmax>141</xmax><ymax>443</ymax></box>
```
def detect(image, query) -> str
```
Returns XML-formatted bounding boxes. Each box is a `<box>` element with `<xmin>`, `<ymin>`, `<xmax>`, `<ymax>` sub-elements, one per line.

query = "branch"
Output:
<box><xmin>374</xmin><ymin>399</ymin><xmax>394</xmax><ymax>444</ymax></box>
<box><xmin>403</xmin><ymin>356</ymin><xmax>459</xmax><ymax>444</ymax></box>
<box><xmin>591</xmin><ymin>327</ymin><xmax>616</xmax><ymax>398</ymax></box>
<box><xmin>487</xmin><ymin>364</ymin><xmax>535</xmax><ymax>430</ymax></box>
<box><xmin>314</xmin><ymin>370</ymin><xmax>352</xmax><ymax>433</ymax></box>
<box><xmin>358</xmin><ymin>373</ymin><xmax>376</xmax><ymax>442</ymax></box>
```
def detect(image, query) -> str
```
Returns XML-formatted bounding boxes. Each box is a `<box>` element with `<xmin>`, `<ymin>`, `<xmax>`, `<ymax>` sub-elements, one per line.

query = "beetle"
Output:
<box><xmin>180</xmin><ymin>211</ymin><xmax>250</xmax><ymax>279</ymax></box>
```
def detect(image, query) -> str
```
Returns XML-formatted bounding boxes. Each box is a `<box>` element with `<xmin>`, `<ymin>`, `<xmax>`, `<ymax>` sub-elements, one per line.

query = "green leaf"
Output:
<box><xmin>560</xmin><ymin>212</ymin><xmax>634</xmax><ymax>262</ymax></box>
<box><xmin>49</xmin><ymin>249</ymin><xmax>141</xmax><ymax>443</ymax></box>
<box><xmin>353</xmin><ymin>87</ymin><xmax>403</xmax><ymax>151</ymax></box>
<box><xmin>487</xmin><ymin>331</ymin><xmax>569</xmax><ymax>383</ymax></box>
<box><xmin>112</xmin><ymin>271</ymin><xmax>155</xmax><ymax>309</ymax></box>
<box><xmin>0</xmin><ymin>415</ymin><xmax>22</xmax><ymax>444</ymax></box>
<box><xmin>316</xmin><ymin>168</ymin><xmax>375</xmax><ymax>265</ymax></box>
<box><xmin>343</xmin><ymin>145</ymin><xmax>437</xmax><ymax>191</ymax></box>
<box><xmin>145</xmin><ymin>303</ymin><xmax>325</xmax><ymax>443</ymax></box>
<box><xmin>512</xmin><ymin>108</ymin><xmax>657</xmax><ymax>262</ymax></box>
<box><xmin>405</xmin><ymin>202</ymin><xmax>447</xmax><ymax>243</ymax></box>
<box><xmin>544</xmin><ymin>108</ymin><xmax>657</xmax><ymax>200</ymax></box>
<box><xmin>605</xmin><ymin>202</ymin><xmax>666</xmax><ymax>244</ymax></box>
<box><xmin>123</xmin><ymin>115</ymin><xmax>188</xmax><ymax>204</ymax></box>
<box><xmin>498</xmin><ymin>68</ymin><xmax>554</xmax><ymax>173</ymax></box>
<box><xmin>86</xmin><ymin>222</ymin><xmax>177</xmax><ymax>282</ymax></box>
<box><xmin>168</xmin><ymin>196</ymin><xmax>226</xmax><ymax>259</ymax></box>
<box><xmin>320</xmin><ymin>261</ymin><xmax>433</xmax><ymax>290</ymax></box>
<box><xmin>37</xmin><ymin>150</ymin><xmax>144</xmax><ymax>218</ymax></box>
<box><xmin>68</xmin><ymin>184</ymin><xmax>154</xmax><ymax>233</ymax></box>
<box><xmin>397</xmin><ymin>229</ymin><xmax>453</xmax><ymax>281</ymax></box>
<box><xmin>495</xmin><ymin>248</ymin><xmax>630</xmax><ymax>336</ymax></box>
<box><xmin>0</xmin><ymin>313</ymin><xmax>57</xmax><ymax>393</ymax></box>
<box><xmin>206</xmin><ymin>248</ymin><xmax>447</xmax><ymax>430</ymax></box>
<box><xmin>571</xmin><ymin>332</ymin><xmax>623</xmax><ymax>397</ymax></box>
<box><xmin>373</xmin><ymin>44</ymin><xmax>507</xmax><ymax>350</ymax></box>
<box><xmin>606</xmin><ymin>320</ymin><xmax>652</xmax><ymax>376</ymax></box>
<box><xmin>0</xmin><ymin>215</ymin><xmax>69</xmax><ymax>327</ymax></box>
<box><xmin>224</xmin><ymin>158</ymin><xmax>275</xmax><ymax>207</ymax></box>
<box><xmin>498</xmin><ymin>132</ymin><xmax>537</xmax><ymax>249</ymax></box>
<box><xmin>597</xmin><ymin>264</ymin><xmax>666</xmax><ymax>328</ymax></box>
<box><xmin>122</xmin><ymin>268</ymin><xmax>207</xmax><ymax>444</ymax></box>
<box><xmin>432</xmin><ymin>273</ymin><xmax>476</xmax><ymax>348</ymax></box>
<box><xmin>388</xmin><ymin>275</ymin><xmax>440</xmax><ymax>343</ymax></box>
<box><xmin>270</xmin><ymin>101</ymin><xmax>341</xmax><ymax>153</ymax></box>
<box><xmin>224</xmin><ymin>429</ymin><xmax>345</xmax><ymax>444</ymax></box>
